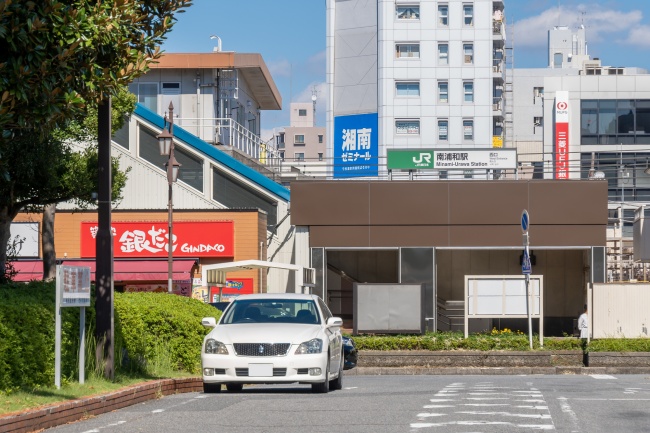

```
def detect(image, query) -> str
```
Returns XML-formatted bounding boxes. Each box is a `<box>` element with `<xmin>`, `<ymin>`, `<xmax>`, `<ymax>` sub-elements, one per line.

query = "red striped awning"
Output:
<box><xmin>11</xmin><ymin>259</ymin><xmax>196</xmax><ymax>282</ymax></box>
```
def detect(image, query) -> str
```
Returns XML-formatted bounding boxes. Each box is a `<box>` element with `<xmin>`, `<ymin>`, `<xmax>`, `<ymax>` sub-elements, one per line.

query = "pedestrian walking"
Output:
<box><xmin>578</xmin><ymin>304</ymin><xmax>589</xmax><ymax>366</ymax></box>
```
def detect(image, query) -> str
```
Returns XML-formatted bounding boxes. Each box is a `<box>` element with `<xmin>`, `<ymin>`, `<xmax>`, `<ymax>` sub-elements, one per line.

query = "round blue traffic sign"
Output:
<box><xmin>521</xmin><ymin>210</ymin><xmax>529</xmax><ymax>233</ymax></box>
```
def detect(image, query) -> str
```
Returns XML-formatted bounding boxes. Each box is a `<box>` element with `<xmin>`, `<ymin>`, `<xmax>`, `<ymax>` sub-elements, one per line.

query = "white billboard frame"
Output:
<box><xmin>464</xmin><ymin>275</ymin><xmax>544</xmax><ymax>345</ymax></box>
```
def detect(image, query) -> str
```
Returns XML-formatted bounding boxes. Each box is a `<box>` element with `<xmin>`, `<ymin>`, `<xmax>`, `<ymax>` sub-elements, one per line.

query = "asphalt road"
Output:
<box><xmin>46</xmin><ymin>374</ymin><xmax>650</xmax><ymax>433</ymax></box>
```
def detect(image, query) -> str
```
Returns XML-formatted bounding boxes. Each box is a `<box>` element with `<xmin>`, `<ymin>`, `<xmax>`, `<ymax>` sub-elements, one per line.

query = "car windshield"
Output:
<box><xmin>220</xmin><ymin>299</ymin><xmax>321</xmax><ymax>325</ymax></box>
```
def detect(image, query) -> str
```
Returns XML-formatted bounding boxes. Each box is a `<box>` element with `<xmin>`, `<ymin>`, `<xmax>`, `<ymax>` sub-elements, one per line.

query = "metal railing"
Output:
<box><xmin>174</xmin><ymin>116</ymin><xmax>283</xmax><ymax>172</ymax></box>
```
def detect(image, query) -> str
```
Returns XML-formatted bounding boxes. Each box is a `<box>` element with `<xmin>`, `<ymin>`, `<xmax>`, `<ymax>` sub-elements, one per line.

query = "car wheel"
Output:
<box><xmin>311</xmin><ymin>358</ymin><xmax>330</xmax><ymax>394</ymax></box>
<box><xmin>203</xmin><ymin>382</ymin><xmax>222</xmax><ymax>393</ymax></box>
<box><xmin>226</xmin><ymin>384</ymin><xmax>243</xmax><ymax>392</ymax></box>
<box><xmin>329</xmin><ymin>350</ymin><xmax>344</xmax><ymax>391</ymax></box>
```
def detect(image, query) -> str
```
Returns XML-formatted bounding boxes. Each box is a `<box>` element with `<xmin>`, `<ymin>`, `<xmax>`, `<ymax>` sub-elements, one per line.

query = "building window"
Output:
<box><xmin>136</xmin><ymin>83</ymin><xmax>158</xmax><ymax>112</ymax></box>
<box><xmin>277</xmin><ymin>132</ymin><xmax>285</xmax><ymax>148</ymax></box>
<box><xmin>139</xmin><ymin>126</ymin><xmax>203</xmax><ymax>192</ymax></box>
<box><xmin>439</xmin><ymin>170</ymin><xmax>448</xmax><ymax>179</ymax></box>
<box><xmin>396</xmin><ymin>4</ymin><xmax>419</xmax><ymax>20</ymax></box>
<box><xmin>464</xmin><ymin>170</ymin><xmax>473</xmax><ymax>179</ymax></box>
<box><xmin>464</xmin><ymin>81</ymin><xmax>474</xmax><ymax>103</ymax></box>
<box><xmin>396</xmin><ymin>119</ymin><xmax>420</xmax><ymax>135</ymax></box>
<box><xmin>438</xmin><ymin>81</ymin><xmax>449</xmax><ymax>103</ymax></box>
<box><xmin>395</xmin><ymin>43</ymin><xmax>420</xmax><ymax>58</ymax></box>
<box><xmin>318</xmin><ymin>134</ymin><xmax>323</xmax><ymax>143</ymax></box>
<box><xmin>580</xmin><ymin>99</ymin><xmax>650</xmax><ymax>145</ymax></box>
<box><xmin>318</xmin><ymin>152</ymin><xmax>323</xmax><ymax>161</ymax></box>
<box><xmin>438</xmin><ymin>120</ymin><xmax>448</xmax><ymax>141</ymax></box>
<box><xmin>463</xmin><ymin>43</ymin><xmax>474</xmax><ymax>64</ymax></box>
<box><xmin>298</xmin><ymin>109</ymin><xmax>307</xmax><ymax>116</ymax></box>
<box><xmin>534</xmin><ymin>116</ymin><xmax>543</xmax><ymax>127</ymax></box>
<box><xmin>438</xmin><ymin>4</ymin><xmax>448</xmax><ymax>26</ymax></box>
<box><xmin>279</xmin><ymin>151</ymin><xmax>285</xmax><ymax>160</ymax></box>
<box><xmin>295</xmin><ymin>153</ymin><xmax>305</xmax><ymax>161</ymax></box>
<box><xmin>463</xmin><ymin>119</ymin><xmax>474</xmax><ymax>140</ymax></box>
<box><xmin>463</xmin><ymin>3</ymin><xmax>474</xmax><ymax>26</ymax></box>
<box><xmin>294</xmin><ymin>134</ymin><xmax>305</xmax><ymax>145</ymax></box>
<box><xmin>438</xmin><ymin>43</ymin><xmax>448</xmax><ymax>65</ymax></box>
<box><xmin>396</xmin><ymin>81</ymin><xmax>420</xmax><ymax>97</ymax></box>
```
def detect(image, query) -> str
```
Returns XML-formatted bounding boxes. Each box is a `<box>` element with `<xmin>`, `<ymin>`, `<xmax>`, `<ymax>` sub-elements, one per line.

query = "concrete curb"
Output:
<box><xmin>345</xmin><ymin>366</ymin><xmax>650</xmax><ymax>376</ymax></box>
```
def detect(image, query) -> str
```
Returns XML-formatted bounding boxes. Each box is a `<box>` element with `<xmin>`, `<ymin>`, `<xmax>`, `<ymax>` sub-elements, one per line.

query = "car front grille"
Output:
<box><xmin>235</xmin><ymin>368</ymin><xmax>287</xmax><ymax>377</ymax></box>
<box><xmin>233</xmin><ymin>343</ymin><xmax>290</xmax><ymax>357</ymax></box>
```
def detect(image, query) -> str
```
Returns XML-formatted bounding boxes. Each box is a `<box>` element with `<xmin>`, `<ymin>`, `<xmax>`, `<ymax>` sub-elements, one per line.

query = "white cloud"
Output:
<box><xmin>623</xmin><ymin>25</ymin><xmax>650</xmax><ymax>48</ymax></box>
<box><xmin>514</xmin><ymin>5</ymin><xmax>643</xmax><ymax>47</ymax></box>
<box><xmin>267</xmin><ymin>59</ymin><xmax>292</xmax><ymax>78</ymax></box>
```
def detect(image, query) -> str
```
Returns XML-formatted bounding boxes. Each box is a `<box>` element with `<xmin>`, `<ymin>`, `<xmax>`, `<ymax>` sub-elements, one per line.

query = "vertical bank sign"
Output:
<box><xmin>333</xmin><ymin>113</ymin><xmax>378</xmax><ymax>178</ymax></box>
<box><xmin>555</xmin><ymin>91</ymin><xmax>570</xmax><ymax>179</ymax></box>
<box><xmin>80</xmin><ymin>221</ymin><xmax>234</xmax><ymax>258</ymax></box>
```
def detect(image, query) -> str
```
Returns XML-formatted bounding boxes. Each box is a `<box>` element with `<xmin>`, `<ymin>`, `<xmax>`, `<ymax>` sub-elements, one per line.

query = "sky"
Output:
<box><xmin>161</xmin><ymin>0</ymin><xmax>650</xmax><ymax>140</ymax></box>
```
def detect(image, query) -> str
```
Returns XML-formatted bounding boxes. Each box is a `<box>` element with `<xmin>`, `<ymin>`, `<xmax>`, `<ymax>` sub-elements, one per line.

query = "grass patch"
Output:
<box><xmin>0</xmin><ymin>373</ymin><xmax>197</xmax><ymax>416</ymax></box>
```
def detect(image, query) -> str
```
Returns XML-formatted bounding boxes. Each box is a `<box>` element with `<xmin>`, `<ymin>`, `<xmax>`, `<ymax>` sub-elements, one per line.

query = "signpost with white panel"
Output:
<box><xmin>55</xmin><ymin>265</ymin><xmax>91</xmax><ymax>389</ymax></box>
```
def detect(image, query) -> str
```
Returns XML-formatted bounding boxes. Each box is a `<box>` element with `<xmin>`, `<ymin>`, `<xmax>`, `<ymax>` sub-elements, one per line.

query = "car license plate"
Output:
<box><xmin>249</xmin><ymin>363</ymin><xmax>273</xmax><ymax>377</ymax></box>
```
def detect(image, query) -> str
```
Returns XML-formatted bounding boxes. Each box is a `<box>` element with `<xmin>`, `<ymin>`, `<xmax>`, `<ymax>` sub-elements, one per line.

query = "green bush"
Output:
<box><xmin>114</xmin><ymin>292</ymin><xmax>220</xmax><ymax>375</ymax></box>
<box><xmin>0</xmin><ymin>281</ymin><xmax>220</xmax><ymax>392</ymax></box>
<box><xmin>589</xmin><ymin>338</ymin><xmax>650</xmax><ymax>352</ymax></box>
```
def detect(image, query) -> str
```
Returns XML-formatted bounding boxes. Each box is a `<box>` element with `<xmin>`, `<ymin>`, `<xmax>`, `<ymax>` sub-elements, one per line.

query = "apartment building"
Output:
<box><xmin>272</xmin><ymin>102</ymin><xmax>327</xmax><ymax>184</ymax></box>
<box><xmin>326</xmin><ymin>0</ymin><xmax>506</xmax><ymax>179</ymax></box>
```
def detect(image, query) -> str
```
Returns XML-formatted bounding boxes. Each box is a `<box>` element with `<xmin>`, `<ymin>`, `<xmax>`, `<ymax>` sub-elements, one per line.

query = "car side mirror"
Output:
<box><xmin>202</xmin><ymin>317</ymin><xmax>217</xmax><ymax>328</ymax></box>
<box><xmin>327</xmin><ymin>317</ymin><xmax>343</xmax><ymax>327</ymax></box>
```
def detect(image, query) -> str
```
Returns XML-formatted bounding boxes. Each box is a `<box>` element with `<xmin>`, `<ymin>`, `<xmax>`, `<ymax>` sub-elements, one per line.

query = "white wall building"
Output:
<box><xmin>326</xmin><ymin>0</ymin><xmax>506</xmax><ymax>179</ymax></box>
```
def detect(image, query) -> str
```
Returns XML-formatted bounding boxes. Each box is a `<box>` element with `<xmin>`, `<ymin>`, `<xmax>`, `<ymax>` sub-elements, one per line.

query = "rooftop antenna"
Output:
<box><xmin>311</xmin><ymin>86</ymin><xmax>318</xmax><ymax>123</ymax></box>
<box><xmin>209</xmin><ymin>35</ymin><xmax>222</xmax><ymax>52</ymax></box>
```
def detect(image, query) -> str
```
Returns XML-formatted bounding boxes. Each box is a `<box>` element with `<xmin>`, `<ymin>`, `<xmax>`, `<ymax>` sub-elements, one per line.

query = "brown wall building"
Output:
<box><xmin>290</xmin><ymin>180</ymin><xmax>608</xmax><ymax>335</ymax></box>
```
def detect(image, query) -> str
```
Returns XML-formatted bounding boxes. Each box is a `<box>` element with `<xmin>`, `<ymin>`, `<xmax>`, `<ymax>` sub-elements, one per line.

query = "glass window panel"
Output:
<box><xmin>617</xmin><ymin>100</ymin><xmax>635</xmax><ymax>134</ymax></box>
<box><xmin>112</xmin><ymin>121</ymin><xmax>129</xmax><ymax>149</ymax></box>
<box><xmin>438</xmin><ymin>120</ymin><xmax>448</xmax><ymax>140</ymax></box>
<box><xmin>438</xmin><ymin>43</ymin><xmax>448</xmax><ymax>65</ymax></box>
<box><xmin>598</xmin><ymin>100</ymin><xmax>617</xmax><ymax>135</ymax></box>
<box><xmin>463</xmin><ymin>4</ymin><xmax>473</xmax><ymax>25</ymax></box>
<box><xmin>396</xmin><ymin>82</ymin><xmax>420</xmax><ymax>96</ymax></box>
<box><xmin>139</xmin><ymin>126</ymin><xmax>203</xmax><ymax>192</ymax></box>
<box><xmin>438</xmin><ymin>82</ymin><xmax>448</xmax><ymax>103</ymax></box>
<box><xmin>464</xmin><ymin>82</ymin><xmax>474</xmax><ymax>102</ymax></box>
<box><xmin>438</xmin><ymin>5</ymin><xmax>448</xmax><ymax>26</ymax></box>
<box><xmin>636</xmin><ymin>100</ymin><xmax>650</xmax><ymax>134</ymax></box>
<box><xmin>463</xmin><ymin>43</ymin><xmax>473</xmax><ymax>64</ymax></box>
<box><xmin>212</xmin><ymin>168</ymin><xmax>277</xmax><ymax>227</ymax></box>
<box><xmin>396</xmin><ymin>120</ymin><xmax>420</xmax><ymax>135</ymax></box>
<box><xmin>138</xmin><ymin>83</ymin><xmax>157</xmax><ymax>112</ymax></box>
<box><xmin>463</xmin><ymin>120</ymin><xmax>474</xmax><ymax>140</ymax></box>
<box><xmin>396</xmin><ymin>5</ymin><xmax>419</xmax><ymax>19</ymax></box>
<box><xmin>396</xmin><ymin>43</ymin><xmax>420</xmax><ymax>58</ymax></box>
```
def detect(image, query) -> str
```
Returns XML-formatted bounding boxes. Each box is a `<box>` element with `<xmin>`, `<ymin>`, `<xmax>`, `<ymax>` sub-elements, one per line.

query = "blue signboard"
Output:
<box><xmin>522</xmin><ymin>249</ymin><xmax>532</xmax><ymax>275</ymax></box>
<box><xmin>333</xmin><ymin>113</ymin><xmax>378</xmax><ymax>178</ymax></box>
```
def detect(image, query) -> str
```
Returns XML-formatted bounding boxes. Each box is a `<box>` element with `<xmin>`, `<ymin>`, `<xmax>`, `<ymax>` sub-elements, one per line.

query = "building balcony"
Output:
<box><xmin>174</xmin><ymin>116</ymin><xmax>283</xmax><ymax>173</ymax></box>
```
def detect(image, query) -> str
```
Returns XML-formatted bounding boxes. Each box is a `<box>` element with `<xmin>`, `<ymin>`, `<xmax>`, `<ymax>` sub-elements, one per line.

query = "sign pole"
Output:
<box><xmin>521</xmin><ymin>210</ymin><xmax>533</xmax><ymax>349</ymax></box>
<box><xmin>79</xmin><ymin>306</ymin><xmax>85</xmax><ymax>384</ymax></box>
<box><xmin>55</xmin><ymin>265</ymin><xmax>62</xmax><ymax>389</ymax></box>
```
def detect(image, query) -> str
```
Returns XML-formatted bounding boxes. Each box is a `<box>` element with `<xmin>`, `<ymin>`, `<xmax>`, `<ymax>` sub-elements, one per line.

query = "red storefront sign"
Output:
<box><xmin>80</xmin><ymin>221</ymin><xmax>234</xmax><ymax>258</ymax></box>
<box><xmin>210</xmin><ymin>278</ymin><xmax>254</xmax><ymax>301</ymax></box>
<box><xmin>555</xmin><ymin>92</ymin><xmax>570</xmax><ymax>180</ymax></box>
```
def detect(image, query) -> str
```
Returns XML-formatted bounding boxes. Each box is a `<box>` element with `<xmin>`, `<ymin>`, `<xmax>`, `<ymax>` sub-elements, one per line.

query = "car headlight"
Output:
<box><xmin>295</xmin><ymin>338</ymin><xmax>323</xmax><ymax>354</ymax></box>
<box><xmin>204</xmin><ymin>339</ymin><xmax>229</xmax><ymax>355</ymax></box>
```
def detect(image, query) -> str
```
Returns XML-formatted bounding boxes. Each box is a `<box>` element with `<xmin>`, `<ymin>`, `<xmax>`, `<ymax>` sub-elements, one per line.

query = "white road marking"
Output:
<box><xmin>411</xmin><ymin>421</ymin><xmax>554</xmax><ymax>429</ymax></box>
<box><xmin>344</xmin><ymin>387</ymin><xmax>358</xmax><ymax>390</ymax></box>
<box><xmin>590</xmin><ymin>374</ymin><xmax>616</xmax><ymax>380</ymax></box>
<box><xmin>429</xmin><ymin>398</ymin><xmax>454</xmax><ymax>402</ymax></box>
<box><xmin>558</xmin><ymin>397</ymin><xmax>581</xmax><ymax>433</ymax></box>
<box><xmin>457</xmin><ymin>411</ymin><xmax>551</xmax><ymax>419</ymax></box>
<box><xmin>81</xmin><ymin>430</ymin><xmax>100</xmax><ymax>433</ymax></box>
<box><xmin>466</xmin><ymin>397</ymin><xmax>510</xmax><ymax>400</ymax></box>
<box><xmin>152</xmin><ymin>409</ymin><xmax>165</xmax><ymax>413</ymax></box>
<box><xmin>417</xmin><ymin>413</ymin><xmax>447</xmax><ymax>417</ymax></box>
<box><xmin>463</xmin><ymin>403</ymin><xmax>510</xmax><ymax>407</ymax></box>
<box><xmin>423</xmin><ymin>405</ymin><xmax>456</xmax><ymax>408</ymax></box>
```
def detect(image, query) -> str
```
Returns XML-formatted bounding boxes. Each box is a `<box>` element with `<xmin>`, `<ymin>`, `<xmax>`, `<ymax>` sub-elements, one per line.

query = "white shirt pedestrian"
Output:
<box><xmin>578</xmin><ymin>310</ymin><xmax>589</xmax><ymax>339</ymax></box>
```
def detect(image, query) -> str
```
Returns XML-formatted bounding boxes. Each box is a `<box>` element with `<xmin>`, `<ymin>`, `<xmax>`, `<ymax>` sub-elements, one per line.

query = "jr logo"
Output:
<box><xmin>413</xmin><ymin>153</ymin><xmax>432</xmax><ymax>164</ymax></box>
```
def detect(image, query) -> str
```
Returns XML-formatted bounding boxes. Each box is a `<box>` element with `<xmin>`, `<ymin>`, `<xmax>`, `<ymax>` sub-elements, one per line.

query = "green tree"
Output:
<box><xmin>0</xmin><ymin>0</ymin><xmax>192</xmax><ymax>277</ymax></box>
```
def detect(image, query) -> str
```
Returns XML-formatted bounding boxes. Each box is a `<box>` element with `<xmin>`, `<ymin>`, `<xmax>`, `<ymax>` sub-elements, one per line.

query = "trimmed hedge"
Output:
<box><xmin>0</xmin><ymin>281</ymin><xmax>221</xmax><ymax>392</ymax></box>
<box><xmin>350</xmin><ymin>332</ymin><xmax>584</xmax><ymax>351</ymax></box>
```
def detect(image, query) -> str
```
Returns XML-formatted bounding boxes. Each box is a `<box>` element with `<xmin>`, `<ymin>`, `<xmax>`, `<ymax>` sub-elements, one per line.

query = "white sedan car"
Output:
<box><xmin>201</xmin><ymin>293</ymin><xmax>344</xmax><ymax>393</ymax></box>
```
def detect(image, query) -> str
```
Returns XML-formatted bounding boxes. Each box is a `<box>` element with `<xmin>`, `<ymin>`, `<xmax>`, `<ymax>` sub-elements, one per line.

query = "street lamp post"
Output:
<box><xmin>157</xmin><ymin>102</ymin><xmax>181</xmax><ymax>293</ymax></box>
